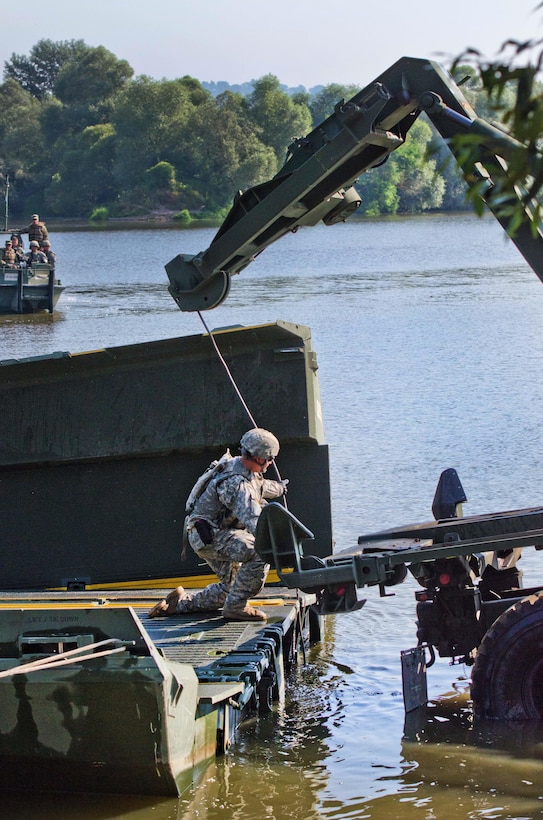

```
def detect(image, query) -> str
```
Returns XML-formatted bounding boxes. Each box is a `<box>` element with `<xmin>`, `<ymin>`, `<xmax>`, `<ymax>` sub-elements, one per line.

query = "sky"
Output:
<box><xmin>0</xmin><ymin>0</ymin><xmax>541</xmax><ymax>90</ymax></box>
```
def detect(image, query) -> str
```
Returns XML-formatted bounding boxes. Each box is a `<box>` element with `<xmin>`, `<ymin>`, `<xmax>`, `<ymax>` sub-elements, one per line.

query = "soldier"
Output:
<box><xmin>1</xmin><ymin>239</ymin><xmax>16</xmax><ymax>267</ymax></box>
<box><xmin>24</xmin><ymin>213</ymin><xmax>49</xmax><ymax>244</ymax></box>
<box><xmin>148</xmin><ymin>428</ymin><xmax>288</xmax><ymax>622</ymax></box>
<box><xmin>10</xmin><ymin>234</ymin><xmax>25</xmax><ymax>263</ymax></box>
<box><xmin>41</xmin><ymin>239</ymin><xmax>56</xmax><ymax>267</ymax></box>
<box><xmin>26</xmin><ymin>240</ymin><xmax>48</xmax><ymax>265</ymax></box>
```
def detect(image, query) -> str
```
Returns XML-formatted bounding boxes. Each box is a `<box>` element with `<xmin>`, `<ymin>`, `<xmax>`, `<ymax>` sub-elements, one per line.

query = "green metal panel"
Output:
<box><xmin>0</xmin><ymin>322</ymin><xmax>333</xmax><ymax>588</ymax></box>
<box><xmin>0</xmin><ymin>321</ymin><xmax>324</xmax><ymax>465</ymax></box>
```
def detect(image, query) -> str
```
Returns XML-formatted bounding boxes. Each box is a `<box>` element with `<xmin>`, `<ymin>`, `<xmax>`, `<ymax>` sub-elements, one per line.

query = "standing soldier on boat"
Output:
<box><xmin>149</xmin><ymin>428</ymin><xmax>288</xmax><ymax>622</ymax></box>
<box><xmin>21</xmin><ymin>213</ymin><xmax>49</xmax><ymax>245</ymax></box>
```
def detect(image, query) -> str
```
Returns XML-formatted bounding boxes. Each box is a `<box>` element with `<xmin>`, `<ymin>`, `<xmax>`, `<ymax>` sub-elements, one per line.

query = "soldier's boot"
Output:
<box><xmin>148</xmin><ymin>586</ymin><xmax>190</xmax><ymax>618</ymax></box>
<box><xmin>222</xmin><ymin>604</ymin><xmax>267</xmax><ymax>622</ymax></box>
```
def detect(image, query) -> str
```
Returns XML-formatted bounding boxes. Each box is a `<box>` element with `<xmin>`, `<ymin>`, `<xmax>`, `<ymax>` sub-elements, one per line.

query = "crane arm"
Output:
<box><xmin>165</xmin><ymin>56</ymin><xmax>543</xmax><ymax>312</ymax></box>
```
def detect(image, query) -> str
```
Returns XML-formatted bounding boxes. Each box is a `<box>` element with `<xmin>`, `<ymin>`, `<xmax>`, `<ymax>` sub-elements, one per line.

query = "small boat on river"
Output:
<box><xmin>0</xmin><ymin>262</ymin><xmax>63</xmax><ymax>314</ymax></box>
<box><xmin>0</xmin><ymin>228</ymin><xmax>63</xmax><ymax>314</ymax></box>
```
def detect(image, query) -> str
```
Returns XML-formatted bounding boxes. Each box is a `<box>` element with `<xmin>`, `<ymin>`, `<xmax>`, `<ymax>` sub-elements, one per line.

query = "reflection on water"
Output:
<box><xmin>394</xmin><ymin>699</ymin><xmax>543</xmax><ymax>819</ymax></box>
<box><xmin>3</xmin><ymin>214</ymin><xmax>543</xmax><ymax>818</ymax></box>
<box><xmin>177</xmin><ymin>663</ymin><xmax>336</xmax><ymax>819</ymax></box>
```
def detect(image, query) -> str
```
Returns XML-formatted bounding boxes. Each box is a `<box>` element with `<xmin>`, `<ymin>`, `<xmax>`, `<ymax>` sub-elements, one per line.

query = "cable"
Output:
<box><xmin>197</xmin><ymin>311</ymin><xmax>258</xmax><ymax>428</ymax></box>
<box><xmin>196</xmin><ymin>310</ymin><xmax>286</xmax><ymax>498</ymax></box>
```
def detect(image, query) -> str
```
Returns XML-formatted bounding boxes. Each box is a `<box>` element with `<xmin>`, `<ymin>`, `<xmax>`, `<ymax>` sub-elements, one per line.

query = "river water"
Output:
<box><xmin>3</xmin><ymin>214</ymin><xmax>543</xmax><ymax>818</ymax></box>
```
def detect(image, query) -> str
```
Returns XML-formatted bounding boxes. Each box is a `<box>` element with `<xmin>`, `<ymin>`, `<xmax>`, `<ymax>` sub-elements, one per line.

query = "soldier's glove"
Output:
<box><xmin>280</xmin><ymin>479</ymin><xmax>289</xmax><ymax>494</ymax></box>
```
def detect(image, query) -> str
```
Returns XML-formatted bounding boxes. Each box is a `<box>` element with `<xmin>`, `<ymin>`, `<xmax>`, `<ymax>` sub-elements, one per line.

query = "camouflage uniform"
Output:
<box><xmin>175</xmin><ymin>456</ymin><xmax>284</xmax><ymax>613</ymax></box>
<box><xmin>1</xmin><ymin>244</ymin><xmax>16</xmax><ymax>267</ymax></box>
<box><xmin>42</xmin><ymin>246</ymin><xmax>57</xmax><ymax>267</ymax></box>
<box><xmin>26</xmin><ymin>249</ymin><xmax>48</xmax><ymax>265</ymax></box>
<box><xmin>11</xmin><ymin>238</ymin><xmax>25</xmax><ymax>264</ymax></box>
<box><xmin>27</xmin><ymin>216</ymin><xmax>48</xmax><ymax>244</ymax></box>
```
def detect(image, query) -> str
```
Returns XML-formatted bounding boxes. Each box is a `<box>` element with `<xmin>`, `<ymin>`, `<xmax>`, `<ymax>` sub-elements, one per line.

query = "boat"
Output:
<box><xmin>0</xmin><ymin>225</ymin><xmax>63</xmax><ymax>314</ymax></box>
<box><xmin>0</xmin><ymin>262</ymin><xmax>63</xmax><ymax>314</ymax></box>
<box><xmin>0</xmin><ymin>587</ymin><xmax>318</xmax><ymax>796</ymax></box>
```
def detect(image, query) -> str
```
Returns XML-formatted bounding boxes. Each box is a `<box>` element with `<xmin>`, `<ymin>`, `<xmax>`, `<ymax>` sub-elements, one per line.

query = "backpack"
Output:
<box><xmin>185</xmin><ymin>449</ymin><xmax>233</xmax><ymax>514</ymax></box>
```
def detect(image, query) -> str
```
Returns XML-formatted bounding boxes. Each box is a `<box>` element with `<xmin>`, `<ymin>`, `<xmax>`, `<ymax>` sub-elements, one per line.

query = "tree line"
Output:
<box><xmin>0</xmin><ymin>38</ymin><xmax>527</xmax><ymax>222</ymax></box>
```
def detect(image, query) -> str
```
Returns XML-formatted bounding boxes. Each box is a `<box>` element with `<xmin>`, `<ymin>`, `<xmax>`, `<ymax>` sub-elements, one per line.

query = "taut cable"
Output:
<box><xmin>196</xmin><ymin>311</ymin><xmax>286</xmax><ymax>501</ymax></box>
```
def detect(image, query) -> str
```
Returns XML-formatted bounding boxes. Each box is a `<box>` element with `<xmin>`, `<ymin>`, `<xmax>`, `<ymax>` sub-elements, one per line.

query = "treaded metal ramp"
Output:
<box><xmin>0</xmin><ymin>587</ymin><xmax>303</xmax><ymax>679</ymax></box>
<box><xmin>140</xmin><ymin>613</ymin><xmax>261</xmax><ymax>669</ymax></box>
<box><xmin>134</xmin><ymin>590</ymin><xmax>302</xmax><ymax>679</ymax></box>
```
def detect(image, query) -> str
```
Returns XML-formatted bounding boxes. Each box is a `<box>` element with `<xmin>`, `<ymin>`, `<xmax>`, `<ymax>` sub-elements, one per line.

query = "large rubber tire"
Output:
<box><xmin>471</xmin><ymin>591</ymin><xmax>543</xmax><ymax>719</ymax></box>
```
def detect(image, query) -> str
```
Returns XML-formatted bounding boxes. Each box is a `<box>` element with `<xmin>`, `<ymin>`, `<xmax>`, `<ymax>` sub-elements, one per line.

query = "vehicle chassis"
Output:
<box><xmin>255</xmin><ymin>491</ymin><xmax>543</xmax><ymax>719</ymax></box>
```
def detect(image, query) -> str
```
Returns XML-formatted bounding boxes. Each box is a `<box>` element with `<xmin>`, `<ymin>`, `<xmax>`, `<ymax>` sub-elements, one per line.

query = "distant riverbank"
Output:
<box><xmin>19</xmin><ymin>208</ymin><xmax>475</xmax><ymax>234</ymax></box>
<box><xmin>27</xmin><ymin>214</ymin><xmax>222</xmax><ymax>233</ymax></box>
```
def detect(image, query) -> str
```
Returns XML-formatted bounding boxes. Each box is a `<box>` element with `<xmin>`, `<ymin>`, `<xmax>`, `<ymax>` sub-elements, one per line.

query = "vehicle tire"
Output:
<box><xmin>471</xmin><ymin>590</ymin><xmax>543</xmax><ymax>719</ymax></box>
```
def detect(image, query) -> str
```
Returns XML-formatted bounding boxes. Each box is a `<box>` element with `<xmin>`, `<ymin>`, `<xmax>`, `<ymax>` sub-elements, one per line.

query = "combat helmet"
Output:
<box><xmin>240</xmin><ymin>428</ymin><xmax>279</xmax><ymax>460</ymax></box>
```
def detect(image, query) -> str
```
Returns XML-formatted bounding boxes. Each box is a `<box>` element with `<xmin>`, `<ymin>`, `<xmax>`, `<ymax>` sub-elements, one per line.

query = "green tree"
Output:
<box><xmin>0</xmin><ymin>80</ymin><xmax>44</xmax><ymax>169</ymax></box>
<box><xmin>40</xmin><ymin>96</ymin><xmax>67</xmax><ymax>147</ymax></box>
<box><xmin>142</xmin><ymin>161</ymin><xmax>191</xmax><ymax>211</ymax></box>
<box><xmin>111</xmin><ymin>76</ymin><xmax>209</xmax><ymax>207</ymax></box>
<box><xmin>54</xmin><ymin>46</ymin><xmax>133</xmax><ymax>106</ymax></box>
<box><xmin>3</xmin><ymin>39</ymin><xmax>87</xmax><ymax>100</ymax></box>
<box><xmin>146</xmin><ymin>161</ymin><xmax>176</xmax><ymax>190</ymax></box>
<box><xmin>41</xmin><ymin>46</ymin><xmax>133</xmax><ymax>140</ymax></box>
<box><xmin>0</xmin><ymin>79</ymin><xmax>46</xmax><ymax>215</ymax></box>
<box><xmin>448</xmin><ymin>37</ymin><xmax>543</xmax><ymax>233</ymax></box>
<box><xmin>356</xmin><ymin>159</ymin><xmax>400</xmax><ymax>215</ymax></box>
<box><xmin>355</xmin><ymin>120</ymin><xmax>443</xmax><ymax>215</ymax></box>
<box><xmin>44</xmin><ymin>123</ymin><xmax>117</xmax><ymax>215</ymax></box>
<box><xmin>393</xmin><ymin>119</ymin><xmax>445</xmax><ymax>213</ymax></box>
<box><xmin>451</xmin><ymin>63</ymin><xmax>518</xmax><ymax>123</ymax></box>
<box><xmin>246</xmin><ymin>75</ymin><xmax>312</xmax><ymax>163</ymax></box>
<box><xmin>185</xmin><ymin>91</ymin><xmax>277</xmax><ymax>208</ymax></box>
